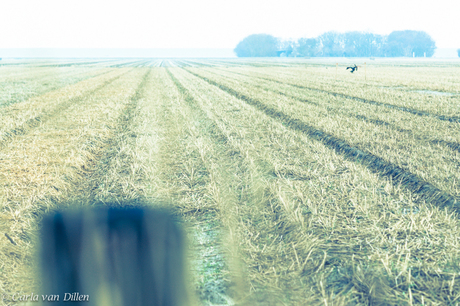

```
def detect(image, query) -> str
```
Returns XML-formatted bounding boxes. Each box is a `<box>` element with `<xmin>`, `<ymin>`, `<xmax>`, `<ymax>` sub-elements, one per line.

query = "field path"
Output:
<box><xmin>126</xmin><ymin>68</ymin><xmax>244</xmax><ymax>304</ymax></box>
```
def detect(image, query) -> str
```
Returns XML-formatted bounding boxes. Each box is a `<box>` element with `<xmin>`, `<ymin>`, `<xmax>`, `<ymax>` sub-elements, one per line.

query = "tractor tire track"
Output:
<box><xmin>211</xmin><ymin>68</ymin><xmax>460</xmax><ymax>123</ymax></box>
<box><xmin>165</xmin><ymin>68</ymin><xmax>237</xmax><ymax>304</ymax></box>
<box><xmin>211</xmin><ymin>70</ymin><xmax>460</xmax><ymax>154</ymax></box>
<box><xmin>196</xmin><ymin>68</ymin><xmax>460</xmax><ymax>156</ymax></box>
<box><xmin>184</xmin><ymin>68</ymin><xmax>460</xmax><ymax>214</ymax></box>
<box><xmin>76</xmin><ymin>68</ymin><xmax>151</xmax><ymax>205</ymax></box>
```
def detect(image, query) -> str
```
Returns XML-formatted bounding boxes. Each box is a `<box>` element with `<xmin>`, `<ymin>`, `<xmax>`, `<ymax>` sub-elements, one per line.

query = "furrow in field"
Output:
<box><xmin>119</xmin><ymin>67</ymin><xmax>205</xmax><ymax>301</ymax></box>
<box><xmin>3</xmin><ymin>61</ymin><xmax>460</xmax><ymax>305</ymax></box>
<box><xmin>166</xmin><ymin>68</ymin><xmax>243</xmax><ymax>305</ymax></box>
<box><xmin>196</xmin><ymin>68</ymin><xmax>460</xmax><ymax>201</ymax></box>
<box><xmin>3</xmin><ymin>66</ymin><xmax>210</xmax><ymax>305</ymax></box>
<box><xmin>164</xmin><ymin>68</ymin><xmax>312</xmax><ymax>303</ymax></box>
<box><xmin>85</xmin><ymin>64</ymin><xmax>242</xmax><ymax>304</ymax></box>
<box><xmin>168</xmin><ymin>67</ymin><xmax>460</xmax><ymax>305</ymax></box>
<box><xmin>201</xmin><ymin>69</ymin><xmax>408</xmax><ymax>128</ymax></box>
<box><xmin>75</xmin><ymin>68</ymin><xmax>152</xmax><ymax>205</ymax></box>
<box><xmin>64</xmin><ymin>65</ymin><xmax>242</xmax><ymax>304</ymax></box>
<box><xmin>221</xmin><ymin>65</ymin><xmax>460</xmax><ymax>93</ymax></box>
<box><xmin>287</xmin><ymin>64</ymin><xmax>460</xmax><ymax>98</ymax></box>
<box><xmin>188</xmin><ymin>68</ymin><xmax>460</xmax><ymax>198</ymax></box>
<box><xmin>184</xmin><ymin>68</ymin><xmax>460</xmax><ymax>213</ymax></box>
<box><xmin>0</xmin><ymin>68</ymin><xmax>147</xmax><ymax>303</ymax></box>
<box><xmin>263</xmin><ymin>65</ymin><xmax>460</xmax><ymax>93</ymax></box>
<box><xmin>201</xmin><ymin>67</ymin><xmax>460</xmax><ymax>155</ymax></box>
<box><xmin>114</xmin><ymin>67</ymin><xmax>240</xmax><ymax>305</ymax></box>
<box><xmin>0</xmin><ymin>68</ymin><xmax>132</xmax><ymax>149</ymax></box>
<box><xmin>168</xmin><ymin>67</ymin><xmax>310</xmax><ymax>304</ymax></box>
<box><xmin>0</xmin><ymin>68</ymin><xmax>146</xmax><ymax>213</ymax></box>
<box><xmin>215</xmin><ymin>68</ymin><xmax>460</xmax><ymax>122</ymax></box>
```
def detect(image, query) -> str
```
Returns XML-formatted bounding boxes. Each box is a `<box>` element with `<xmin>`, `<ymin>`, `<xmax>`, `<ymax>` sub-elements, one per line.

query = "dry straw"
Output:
<box><xmin>1</xmin><ymin>60</ymin><xmax>460</xmax><ymax>305</ymax></box>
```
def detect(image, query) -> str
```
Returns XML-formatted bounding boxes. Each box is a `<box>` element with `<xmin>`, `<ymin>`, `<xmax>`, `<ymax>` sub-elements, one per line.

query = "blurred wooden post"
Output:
<box><xmin>40</xmin><ymin>206</ymin><xmax>191</xmax><ymax>306</ymax></box>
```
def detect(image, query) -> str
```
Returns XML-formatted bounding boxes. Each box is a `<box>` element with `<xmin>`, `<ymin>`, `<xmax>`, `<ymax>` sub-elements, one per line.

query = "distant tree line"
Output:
<box><xmin>234</xmin><ymin>30</ymin><xmax>437</xmax><ymax>58</ymax></box>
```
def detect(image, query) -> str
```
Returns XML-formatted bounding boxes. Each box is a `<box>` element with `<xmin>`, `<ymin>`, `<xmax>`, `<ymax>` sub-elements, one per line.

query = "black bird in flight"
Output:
<box><xmin>347</xmin><ymin>64</ymin><xmax>358</xmax><ymax>73</ymax></box>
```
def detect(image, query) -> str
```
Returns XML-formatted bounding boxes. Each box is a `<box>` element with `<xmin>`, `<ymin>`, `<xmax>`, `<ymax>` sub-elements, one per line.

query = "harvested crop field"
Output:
<box><xmin>1</xmin><ymin>57</ymin><xmax>460</xmax><ymax>305</ymax></box>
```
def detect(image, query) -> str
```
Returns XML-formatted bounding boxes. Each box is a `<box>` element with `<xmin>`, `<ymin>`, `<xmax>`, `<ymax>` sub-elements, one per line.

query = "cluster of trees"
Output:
<box><xmin>234</xmin><ymin>30</ymin><xmax>437</xmax><ymax>57</ymax></box>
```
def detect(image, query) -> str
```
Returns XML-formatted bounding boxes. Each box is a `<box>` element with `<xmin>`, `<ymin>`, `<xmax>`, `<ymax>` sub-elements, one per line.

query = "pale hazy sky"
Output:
<box><xmin>1</xmin><ymin>0</ymin><xmax>459</xmax><ymax>49</ymax></box>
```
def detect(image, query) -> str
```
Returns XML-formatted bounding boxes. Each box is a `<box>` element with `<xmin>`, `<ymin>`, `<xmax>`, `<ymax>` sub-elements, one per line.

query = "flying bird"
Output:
<box><xmin>347</xmin><ymin>64</ymin><xmax>358</xmax><ymax>73</ymax></box>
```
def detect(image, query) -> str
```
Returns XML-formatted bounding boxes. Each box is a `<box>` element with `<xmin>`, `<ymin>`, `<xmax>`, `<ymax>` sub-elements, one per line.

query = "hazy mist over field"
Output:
<box><xmin>1</xmin><ymin>0</ymin><xmax>459</xmax><ymax>56</ymax></box>
<box><xmin>0</xmin><ymin>48</ymin><xmax>237</xmax><ymax>58</ymax></box>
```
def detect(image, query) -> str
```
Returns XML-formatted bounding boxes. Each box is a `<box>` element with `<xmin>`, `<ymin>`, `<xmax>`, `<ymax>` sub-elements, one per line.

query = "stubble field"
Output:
<box><xmin>1</xmin><ymin>58</ymin><xmax>460</xmax><ymax>305</ymax></box>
